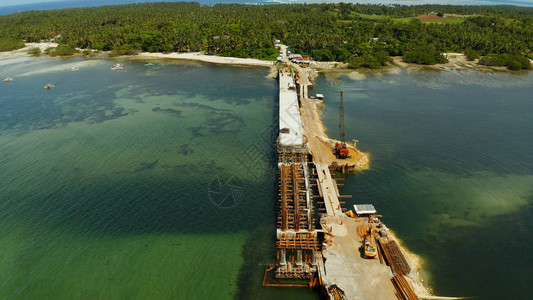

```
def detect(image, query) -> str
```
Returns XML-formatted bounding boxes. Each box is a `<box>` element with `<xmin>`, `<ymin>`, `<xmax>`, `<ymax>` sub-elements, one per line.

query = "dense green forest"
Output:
<box><xmin>0</xmin><ymin>3</ymin><xmax>532</xmax><ymax>69</ymax></box>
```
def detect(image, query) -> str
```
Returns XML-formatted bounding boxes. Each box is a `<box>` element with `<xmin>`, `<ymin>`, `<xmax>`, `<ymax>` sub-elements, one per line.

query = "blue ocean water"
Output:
<box><xmin>1</xmin><ymin>52</ymin><xmax>532</xmax><ymax>299</ymax></box>
<box><xmin>315</xmin><ymin>68</ymin><xmax>533</xmax><ymax>299</ymax></box>
<box><xmin>0</xmin><ymin>55</ymin><xmax>323</xmax><ymax>299</ymax></box>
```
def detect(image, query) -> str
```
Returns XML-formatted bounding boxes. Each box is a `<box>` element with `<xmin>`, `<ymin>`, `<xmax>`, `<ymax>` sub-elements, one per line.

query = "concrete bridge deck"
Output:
<box><xmin>315</xmin><ymin>163</ymin><xmax>342</xmax><ymax>217</ymax></box>
<box><xmin>292</xmin><ymin>62</ymin><xmax>397</xmax><ymax>300</ymax></box>
<box><xmin>269</xmin><ymin>46</ymin><xmax>416</xmax><ymax>300</ymax></box>
<box><xmin>279</xmin><ymin>70</ymin><xmax>305</xmax><ymax>149</ymax></box>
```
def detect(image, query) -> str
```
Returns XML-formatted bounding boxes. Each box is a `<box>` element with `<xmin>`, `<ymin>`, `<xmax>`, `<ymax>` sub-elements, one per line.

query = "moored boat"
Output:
<box><xmin>111</xmin><ymin>63</ymin><xmax>126</xmax><ymax>70</ymax></box>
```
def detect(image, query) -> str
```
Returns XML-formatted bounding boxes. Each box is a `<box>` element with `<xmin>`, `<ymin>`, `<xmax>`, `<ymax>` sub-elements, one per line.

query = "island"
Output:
<box><xmin>1</xmin><ymin>3</ymin><xmax>532</xmax><ymax>71</ymax></box>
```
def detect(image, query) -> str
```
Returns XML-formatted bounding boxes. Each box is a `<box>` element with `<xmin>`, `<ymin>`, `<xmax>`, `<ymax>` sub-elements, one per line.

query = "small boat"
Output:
<box><xmin>111</xmin><ymin>63</ymin><xmax>126</xmax><ymax>70</ymax></box>
<box><xmin>3</xmin><ymin>77</ymin><xmax>13</xmax><ymax>82</ymax></box>
<box><xmin>144</xmin><ymin>63</ymin><xmax>155</xmax><ymax>67</ymax></box>
<box><xmin>44</xmin><ymin>83</ymin><xmax>55</xmax><ymax>89</ymax></box>
<box><xmin>71</xmin><ymin>66</ymin><xmax>79</xmax><ymax>71</ymax></box>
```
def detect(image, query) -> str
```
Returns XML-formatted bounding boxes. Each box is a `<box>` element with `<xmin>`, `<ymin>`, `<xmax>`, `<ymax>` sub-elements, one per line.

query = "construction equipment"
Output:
<box><xmin>334</xmin><ymin>91</ymin><xmax>350</xmax><ymax>159</ymax></box>
<box><xmin>360</xmin><ymin>217</ymin><xmax>377</xmax><ymax>258</ymax></box>
<box><xmin>364</xmin><ymin>235</ymin><xmax>377</xmax><ymax>258</ymax></box>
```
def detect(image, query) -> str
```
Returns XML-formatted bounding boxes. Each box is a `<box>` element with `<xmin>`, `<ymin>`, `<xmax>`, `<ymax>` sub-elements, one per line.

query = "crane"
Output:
<box><xmin>334</xmin><ymin>91</ymin><xmax>349</xmax><ymax>159</ymax></box>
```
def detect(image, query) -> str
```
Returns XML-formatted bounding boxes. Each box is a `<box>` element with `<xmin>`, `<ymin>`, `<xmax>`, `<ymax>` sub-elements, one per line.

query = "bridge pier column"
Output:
<box><xmin>296</xmin><ymin>250</ymin><xmax>303</xmax><ymax>266</ymax></box>
<box><xmin>280</xmin><ymin>249</ymin><xmax>287</xmax><ymax>266</ymax></box>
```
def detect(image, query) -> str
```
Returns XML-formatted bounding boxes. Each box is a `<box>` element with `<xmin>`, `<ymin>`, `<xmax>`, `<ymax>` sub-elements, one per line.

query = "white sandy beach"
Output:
<box><xmin>1</xmin><ymin>42</ymin><xmax>58</xmax><ymax>56</ymax></box>
<box><xmin>133</xmin><ymin>51</ymin><xmax>275</xmax><ymax>67</ymax></box>
<box><xmin>2</xmin><ymin>42</ymin><xmax>275</xmax><ymax>68</ymax></box>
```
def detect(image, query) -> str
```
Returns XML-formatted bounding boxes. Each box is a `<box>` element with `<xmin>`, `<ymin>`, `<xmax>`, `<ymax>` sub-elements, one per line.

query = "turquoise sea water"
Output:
<box><xmin>0</xmin><ymin>56</ymin><xmax>320</xmax><ymax>299</ymax></box>
<box><xmin>1</xmin><ymin>56</ymin><xmax>532</xmax><ymax>299</ymax></box>
<box><xmin>315</xmin><ymin>68</ymin><xmax>533</xmax><ymax>299</ymax></box>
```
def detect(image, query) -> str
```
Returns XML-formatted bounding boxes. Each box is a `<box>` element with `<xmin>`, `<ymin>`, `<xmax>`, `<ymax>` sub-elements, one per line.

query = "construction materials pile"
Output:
<box><xmin>392</xmin><ymin>275</ymin><xmax>419</xmax><ymax>300</ymax></box>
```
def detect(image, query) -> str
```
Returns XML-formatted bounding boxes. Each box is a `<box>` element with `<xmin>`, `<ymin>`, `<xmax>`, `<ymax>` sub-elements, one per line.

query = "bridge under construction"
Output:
<box><xmin>263</xmin><ymin>58</ymin><xmax>433</xmax><ymax>300</ymax></box>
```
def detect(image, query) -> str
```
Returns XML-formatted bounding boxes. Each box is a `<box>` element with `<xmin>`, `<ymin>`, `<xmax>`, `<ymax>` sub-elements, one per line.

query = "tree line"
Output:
<box><xmin>0</xmin><ymin>3</ymin><xmax>531</xmax><ymax>69</ymax></box>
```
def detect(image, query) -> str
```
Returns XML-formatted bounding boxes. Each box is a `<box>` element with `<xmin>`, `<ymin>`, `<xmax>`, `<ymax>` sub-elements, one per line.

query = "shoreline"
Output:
<box><xmin>5</xmin><ymin>43</ymin><xmax>531</xmax><ymax>74</ymax></box>
<box><xmin>312</xmin><ymin>53</ymin><xmax>532</xmax><ymax>73</ymax></box>
<box><xmin>3</xmin><ymin>43</ymin><xmax>275</xmax><ymax>68</ymax></box>
<box><xmin>386</xmin><ymin>228</ymin><xmax>434</xmax><ymax>297</ymax></box>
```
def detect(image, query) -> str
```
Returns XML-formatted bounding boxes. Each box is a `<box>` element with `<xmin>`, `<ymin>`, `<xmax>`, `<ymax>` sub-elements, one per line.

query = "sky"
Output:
<box><xmin>0</xmin><ymin>0</ymin><xmax>60</xmax><ymax>7</ymax></box>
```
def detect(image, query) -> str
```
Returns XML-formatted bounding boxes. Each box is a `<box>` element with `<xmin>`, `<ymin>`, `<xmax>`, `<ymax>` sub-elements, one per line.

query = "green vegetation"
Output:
<box><xmin>426</xmin><ymin>16</ymin><xmax>466</xmax><ymax>24</ymax></box>
<box><xmin>82</xmin><ymin>49</ymin><xmax>97</xmax><ymax>57</ymax></box>
<box><xmin>403</xmin><ymin>44</ymin><xmax>449</xmax><ymax>65</ymax></box>
<box><xmin>465</xmin><ymin>48</ymin><xmax>481</xmax><ymax>60</ymax></box>
<box><xmin>110</xmin><ymin>43</ymin><xmax>138</xmax><ymax>56</ymax></box>
<box><xmin>311</xmin><ymin>46</ymin><xmax>351</xmax><ymax>62</ymax></box>
<box><xmin>349</xmin><ymin>50</ymin><xmax>390</xmax><ymax>69</ymax></box>
<box><xmin>342</xmin><ymin>12</ymin><xmax>413</xmax><ymax>23</ymax></box>
<box><xmin>479</xmin><ymin>54</ymin><xmax>531</xmax><ymax>70</ymax></box>
<box><xmin>0</xmin><ymin>39</ymin><xmax>25</xmax><ymax>52</ymax></box>
<box><xmin>27</xmin><ymin>47</ymin><xmax>41</xmax><ymax>56</ymax></box>
<box><xmin>220</xmin><ymin>47</ymin><xmax>279</xmax><ymax>61</ymax></box>
<box><xmin>0</xmin><ymin>3</ymin><xmax>532</xmax><ymax>68</ymax></box>
<box><xmin>44</xmin><ymin>45</ymin><xmax>79</xmax><ymax>56</ymax></box>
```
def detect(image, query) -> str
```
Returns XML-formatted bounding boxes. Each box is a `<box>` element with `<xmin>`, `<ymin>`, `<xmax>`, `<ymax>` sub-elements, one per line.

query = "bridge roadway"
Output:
<box><xmin>290</xmin><ymin>62</ymin><xmax>397</xmax><ymax>300</ymax></box>
<box><xmin>315</xmin><ymin>163</ymin><xmax>342</xmax><ymax>217</ymax></box>
<box><xmin>272</xmin><ymin>45</ymin><xmax>424</xmax><ymax>299</ymax></box>
<box><xmin>291</xmin><ymin>63</ymin><xmax>341</xmax><ymax>217</ymax></box>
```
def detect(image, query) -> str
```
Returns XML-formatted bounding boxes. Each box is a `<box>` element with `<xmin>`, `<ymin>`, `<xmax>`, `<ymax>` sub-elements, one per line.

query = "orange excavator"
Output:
<box><xmin>334</xmin><ymin>91</ymin><xmax>350</xmax><ymax>159</ymax></box>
